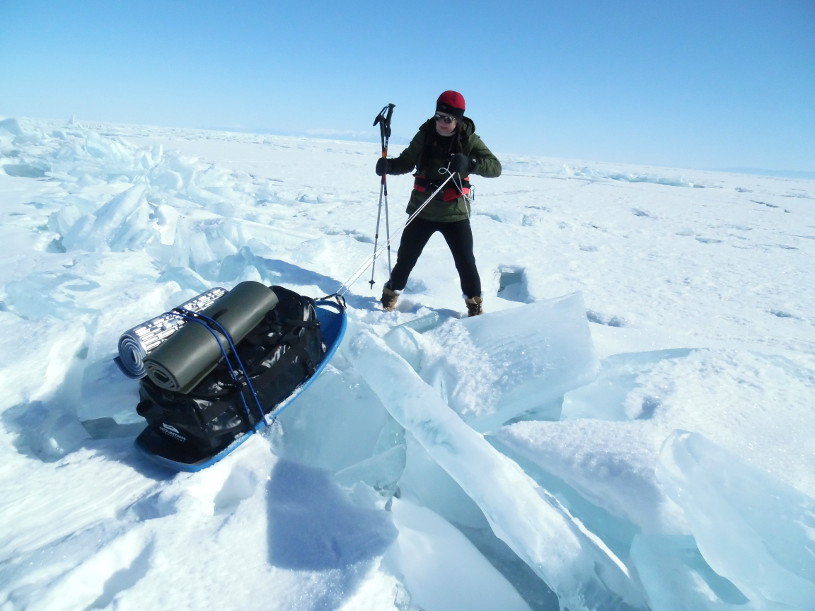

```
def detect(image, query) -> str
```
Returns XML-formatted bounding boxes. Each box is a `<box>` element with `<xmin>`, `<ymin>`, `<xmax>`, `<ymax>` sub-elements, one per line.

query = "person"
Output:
<box><xmin>375</xmin><ymin>90</ymin><xmax>502</xmax><ymax>316</ymax></box>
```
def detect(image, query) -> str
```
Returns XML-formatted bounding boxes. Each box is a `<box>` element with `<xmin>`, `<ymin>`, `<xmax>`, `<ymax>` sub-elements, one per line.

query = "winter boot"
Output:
<box><xmin>380</xmin><ymin>284</ymin><xmax>400</xmax><ymax>311</ymax></box>
<box><xmin>465</xmin><ymin>296</ymin><xmax>483</xmax><ymax>317</ymax></box>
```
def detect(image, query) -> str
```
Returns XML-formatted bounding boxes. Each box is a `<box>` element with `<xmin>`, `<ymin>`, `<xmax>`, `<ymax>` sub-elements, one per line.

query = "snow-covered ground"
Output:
<box><xmin>1</xmin><ymin>116</ymin><xmax>813</xmax><ymax>610</ymax></box>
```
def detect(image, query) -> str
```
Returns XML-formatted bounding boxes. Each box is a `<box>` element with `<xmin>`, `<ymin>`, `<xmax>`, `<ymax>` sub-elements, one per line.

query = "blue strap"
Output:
<box><xmin>172</xmin><ymin>308</ymin><xmax>266</xmax><ymax>428</ymax></box>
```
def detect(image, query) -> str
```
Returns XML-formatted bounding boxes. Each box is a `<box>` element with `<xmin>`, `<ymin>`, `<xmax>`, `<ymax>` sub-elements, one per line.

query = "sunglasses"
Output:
<box><xmin>434</xmin><ymin>113</ymin><xmax>457</xmax><ymax>124</ymax></box>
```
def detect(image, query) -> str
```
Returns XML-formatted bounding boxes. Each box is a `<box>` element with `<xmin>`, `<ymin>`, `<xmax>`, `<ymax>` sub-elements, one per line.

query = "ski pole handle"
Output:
<box><xmin>374</xmin><ymin>103</ymin><xmax>395</xmax><ymax>139</ymax></box>
<box><xmin>374</xmin><ymin>103</ymin><xmax>395</xmax><ymax>180</ymax></box>
<box><xmin>374</xmin><ymin>103</ymin><xmax>395</xmax><ymax>153</ymax></box>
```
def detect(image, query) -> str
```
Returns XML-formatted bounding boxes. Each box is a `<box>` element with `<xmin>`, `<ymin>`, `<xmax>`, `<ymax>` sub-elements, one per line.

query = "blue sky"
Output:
<box><xmin>2</xmin><ymin>1</ymin><xmax>813</xmax><ymax>173</ymax></box>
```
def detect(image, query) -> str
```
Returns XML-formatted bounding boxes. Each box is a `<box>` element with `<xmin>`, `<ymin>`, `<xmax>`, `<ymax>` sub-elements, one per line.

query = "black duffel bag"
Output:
<box><xmin>136</xmin><ymin>286</ymin><xmax>325</xmax><ymax>459</ymax></box>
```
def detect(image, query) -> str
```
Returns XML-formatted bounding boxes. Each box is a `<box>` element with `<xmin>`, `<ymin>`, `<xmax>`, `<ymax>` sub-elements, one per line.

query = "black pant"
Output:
<box><xmin>388</xmin><ymin>217</ymin><xmax>481</xmax><ymax>298</ymax></box>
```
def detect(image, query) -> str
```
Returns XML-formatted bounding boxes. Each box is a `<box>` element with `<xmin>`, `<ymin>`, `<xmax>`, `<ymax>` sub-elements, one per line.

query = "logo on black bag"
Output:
<box><xmin>159</xmin><ymin>423</ymin><xmax>187</xmax><ymax>443</ymax></box>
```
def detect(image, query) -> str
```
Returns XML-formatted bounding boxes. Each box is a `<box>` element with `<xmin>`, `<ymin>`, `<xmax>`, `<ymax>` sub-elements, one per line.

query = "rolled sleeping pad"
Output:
<box><xmin>118</xmin><ymin>312</ymin><xmax>185</xmax><ymax>379</ymax></box>
<box><xmin>143</xmin><ymin>281</ymin><xmax>279</xmax><ymax>394</ymax></box>
<box><xmin>117</xmin><ymin>287</ymin><xmax>227</xmax><ymax>378</ymax></box>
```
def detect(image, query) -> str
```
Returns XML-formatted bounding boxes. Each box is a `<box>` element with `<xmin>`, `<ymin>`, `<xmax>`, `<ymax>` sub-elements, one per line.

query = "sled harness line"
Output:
<box><xmin>172</xmin><ymin>308</ymin><xmax>267</xmax><ymax>428</ymax></box>
<box><xmin>318</xmin><ymin>292</ymin><xmax>348</xmax><ymax>310</ymax></box>
<box><xmin>334</xmin><ymin>168</ymin><xmax>457</xmax><ymax>298</ymax></box>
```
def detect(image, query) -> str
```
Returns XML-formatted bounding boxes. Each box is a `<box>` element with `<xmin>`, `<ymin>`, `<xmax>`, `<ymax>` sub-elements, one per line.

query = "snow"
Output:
<box><xmin>0</xmin><ymin>115</ymin><xmax>814</xmax><ymax>610</ymax></box>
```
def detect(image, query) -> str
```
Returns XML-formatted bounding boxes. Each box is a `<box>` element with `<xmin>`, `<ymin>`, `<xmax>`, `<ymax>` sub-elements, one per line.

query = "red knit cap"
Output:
<box><xmin>436</xmin><ymin>90</ymin><xmax>465</xmax><ymax>119</ymax></box>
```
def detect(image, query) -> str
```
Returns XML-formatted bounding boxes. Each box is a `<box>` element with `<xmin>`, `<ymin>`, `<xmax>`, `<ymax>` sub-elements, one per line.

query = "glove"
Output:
<box><xmin>376</xmin><ymin>158</ymin><xmax>392</xmax><ymax>176</ymax></box>
<box><xmin>449</xmin><ymin>153</ymin><xmax>475</xmax><ymax>174</ymax></box>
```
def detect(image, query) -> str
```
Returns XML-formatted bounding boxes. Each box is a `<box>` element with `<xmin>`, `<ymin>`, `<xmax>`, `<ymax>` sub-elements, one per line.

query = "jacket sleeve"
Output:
<box><xmin>468</xmin><ymin>134</ymin><xmax>502</xmax><ymax>178</ymax></box>
<box><xmin>388</xmin><ymin>130</ymin><xmax>424</xmax><ymax>175</ymax></box>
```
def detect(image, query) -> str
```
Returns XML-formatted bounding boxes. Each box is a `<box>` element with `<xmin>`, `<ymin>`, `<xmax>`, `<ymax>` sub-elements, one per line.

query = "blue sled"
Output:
<box><xmin>134</xmin><ymin>299</ymin><xmax>347</xmax><ymax>472</ymax></box>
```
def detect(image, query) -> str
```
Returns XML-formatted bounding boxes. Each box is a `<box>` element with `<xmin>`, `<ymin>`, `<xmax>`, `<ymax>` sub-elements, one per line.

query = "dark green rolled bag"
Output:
<box><xmin>144</xmin><ymin>281</ymin><xmax>279</xmax><ymax>394</ymax></box>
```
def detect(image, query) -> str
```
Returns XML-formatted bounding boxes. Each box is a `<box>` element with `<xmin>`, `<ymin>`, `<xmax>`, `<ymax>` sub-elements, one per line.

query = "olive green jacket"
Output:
<box><xmin>388</xmin><ymin>117</ymin><xmax>502</xmax><ymax>222</ymax></box>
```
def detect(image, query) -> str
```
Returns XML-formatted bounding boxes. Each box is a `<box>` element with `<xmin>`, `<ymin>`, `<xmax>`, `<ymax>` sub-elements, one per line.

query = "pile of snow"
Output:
<box><xmin>1</xmin><ymin>116</ymin><xmax>814</xmax><ymax>610</ymax></box>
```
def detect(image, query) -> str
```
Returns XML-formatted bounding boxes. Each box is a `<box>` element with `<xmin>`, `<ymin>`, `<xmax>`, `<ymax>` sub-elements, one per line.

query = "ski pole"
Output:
<box><xmin>370</xmin><ymin>103</ymin><xmax>395</xmax><ymax>288</ymax></box>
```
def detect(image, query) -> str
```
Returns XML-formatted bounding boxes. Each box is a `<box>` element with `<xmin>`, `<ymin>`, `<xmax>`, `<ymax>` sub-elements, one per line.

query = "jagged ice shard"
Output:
<box><xmin>347</xmin><ymin>327</ymin><xmax>648</xmax><ymax>611</ymax></box>
<box><xmin>386</xmin><ymin>293</ymin><xmax>599</xmax><ymax>431</ymax></box>
<box><xmin>655</xmin><ymin>430</ymin><xmax>815</xmax><ymax>610</ymax></box>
